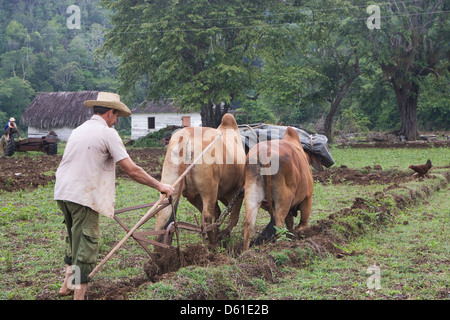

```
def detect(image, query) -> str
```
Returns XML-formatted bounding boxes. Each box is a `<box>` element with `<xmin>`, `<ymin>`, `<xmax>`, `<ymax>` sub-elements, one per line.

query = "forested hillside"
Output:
<box><xmin>0</xmin><ymin>0</ymin><xmax>117</xmax><ymax>127</ymax></box>
<box><xmin>0</xmin><ymin>1</ymin><xmax>448</xmax><ymax>137</ymax></box>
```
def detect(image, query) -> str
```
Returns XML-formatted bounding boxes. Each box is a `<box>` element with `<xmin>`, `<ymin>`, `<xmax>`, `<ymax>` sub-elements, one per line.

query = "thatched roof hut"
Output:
<box><xmin>21</xmin><ymin>91</ymin><xmax>99</xmax><ymax>129</ymax></box>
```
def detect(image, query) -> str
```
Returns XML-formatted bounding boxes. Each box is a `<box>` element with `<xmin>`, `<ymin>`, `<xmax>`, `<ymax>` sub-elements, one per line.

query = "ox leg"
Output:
<box><xmin>187</xmin><ymin>194</ymin><xmax>203</xmax><ymax>222</ymax></box>
<box><xmin>273</xmin><ymin>202</ymin><xmax>291</xmax><ymax>229</ymax></box>
<box><xmin>218</xmin><ymin>196</ymin><xmax>243</xmax><ymax>241</ymax></box>
<box><xmin>285</xmin><ymin>212</ymin><xmax>294</xmax><ymax>232</ymax></box>
<box><xmin>199</xmin><ymin>195</ymin><xmax>220</xmax><ymax>246</ymax></box>
<box><xmin>243</xmin><ymin>187</ymin><xmax>264</xmax><ymax>251</ymax></box>
<box><xmin>297</xmin><ymin>197</ymin><xmax>312</xmax><ymax>230</ymax></box>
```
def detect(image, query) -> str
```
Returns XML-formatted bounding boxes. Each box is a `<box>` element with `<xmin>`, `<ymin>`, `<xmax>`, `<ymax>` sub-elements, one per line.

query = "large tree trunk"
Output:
<box><xmin>324</xmin><ymin>78</ymin><xmax>355</xmax><ymax>142</ymax></box>
<box><xmin>200</xmin><ymin>103</ymin><xmax>229</xmax><ymax>128</ymax></box>
<box><xmin>324</xmin><ymin>100</ymin><xmax>339</xmax><ymax>143</ymax></box>
<box><xmin>369</xmin><ymin>1</ymin><xmax>444</xmax><ymax>141</ymax></box>
<box><xmin>391</xmin><ymin>80</ymin><xmax>419</xmax><ymax>141</ymax></box>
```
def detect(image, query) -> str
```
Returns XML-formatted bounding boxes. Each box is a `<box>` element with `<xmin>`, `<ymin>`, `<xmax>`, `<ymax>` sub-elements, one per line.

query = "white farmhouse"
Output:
<box><xmin>131</xmin><ymin>100</ymin><xmax>201</xmax><ymax>140</ymax></box>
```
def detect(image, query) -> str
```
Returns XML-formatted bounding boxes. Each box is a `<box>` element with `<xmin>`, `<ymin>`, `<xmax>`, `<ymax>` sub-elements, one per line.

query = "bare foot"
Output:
<box><xmin>58</xmin><ymin>287</ymin><xmax>73</xmax><ymax>296</ymax></box>
<box><xmin>59</xmin><ymin>265</ymin><xmax>74</xmax><ymax>296</ymax></box>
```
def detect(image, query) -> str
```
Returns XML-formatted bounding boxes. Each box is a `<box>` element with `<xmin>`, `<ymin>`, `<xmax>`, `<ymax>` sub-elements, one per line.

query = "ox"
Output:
<box><xmin>243</xmin><ymin>126</ymin><xmax>323</xmax><ymax>251</ymax></box>
<box><xmin>155</xmin><ymin>113</ymin><xmax>246</xmax><ymax>245</ymax></box>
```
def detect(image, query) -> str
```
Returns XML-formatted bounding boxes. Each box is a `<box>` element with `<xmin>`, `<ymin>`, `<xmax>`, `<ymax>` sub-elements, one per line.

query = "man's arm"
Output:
<box><xmin>117</xmin><ymin>157</ymin><xmax>174</xmax><ymax>196</ymax></box>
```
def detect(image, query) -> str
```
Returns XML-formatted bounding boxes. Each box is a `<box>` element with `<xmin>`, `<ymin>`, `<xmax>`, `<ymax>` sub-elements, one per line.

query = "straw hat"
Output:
<box><xmin>9</xmin><ymin>117</ymin><xmax>16</xmax><ymax>122</ymax></box>
<box><xmin>84</xmin><ymin>92</ymin><xmax>131</xmax><ymax>117</ymax></box>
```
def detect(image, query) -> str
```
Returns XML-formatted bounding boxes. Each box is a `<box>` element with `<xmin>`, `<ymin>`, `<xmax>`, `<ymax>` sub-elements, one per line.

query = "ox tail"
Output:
<box><xmin>252</xmin><ymin>217</ymin><xmax>276</xmax><ymax>246</ymax></box>
<box><xmin>265</xmin><ymin>166</ymin><xmax>274</xmax><ymax>217</ymax></box>
<box><xmin>253</xmin><ymin>154</ymin><xmax>277</xmax><ymax>246</ymax></box>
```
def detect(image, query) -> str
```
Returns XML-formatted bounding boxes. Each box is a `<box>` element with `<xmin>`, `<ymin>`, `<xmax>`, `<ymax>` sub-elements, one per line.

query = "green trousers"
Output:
<box><xmin>57</xmin><ymin>200</ymin><xmax>101</xmax><ymax>284</ymax></box>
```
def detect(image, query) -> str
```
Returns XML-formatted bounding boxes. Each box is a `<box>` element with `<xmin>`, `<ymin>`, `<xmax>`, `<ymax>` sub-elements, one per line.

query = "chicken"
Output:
<box><xmin>408</xmin><ymin>159</ymin><xmax>432</xmax><ymax>177</ymax></box>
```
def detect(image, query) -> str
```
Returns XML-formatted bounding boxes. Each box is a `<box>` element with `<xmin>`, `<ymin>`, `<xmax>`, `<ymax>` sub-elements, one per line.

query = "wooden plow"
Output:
<box><xmin>88</xmin><ymin>133</ymin><xmax>224</xmax><ymax>280</ymax></box>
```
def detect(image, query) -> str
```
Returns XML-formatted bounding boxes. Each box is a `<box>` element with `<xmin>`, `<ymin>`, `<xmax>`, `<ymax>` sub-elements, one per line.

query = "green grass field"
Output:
<box><xmin>0</xmin><ymin>146</ymin><xmax>448</xmax><ymax>300</ymax></box>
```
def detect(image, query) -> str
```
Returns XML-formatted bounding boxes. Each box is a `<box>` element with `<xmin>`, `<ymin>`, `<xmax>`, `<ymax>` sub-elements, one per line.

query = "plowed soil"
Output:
<box><xmin>0</xmin><ymin>148</ymin><xmax>166</xmax><ymax>193</ymax></box>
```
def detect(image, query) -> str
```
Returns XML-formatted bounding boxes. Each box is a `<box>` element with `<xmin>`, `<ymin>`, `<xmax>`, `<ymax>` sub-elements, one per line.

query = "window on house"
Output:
<box><xmin>147</xmin><ymin>117</ymin><xmax>155</xmax><ymax>129</ymax></box>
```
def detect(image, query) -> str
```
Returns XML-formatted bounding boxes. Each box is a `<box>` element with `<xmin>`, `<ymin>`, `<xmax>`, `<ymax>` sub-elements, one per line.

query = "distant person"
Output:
<box><xmin>54</xmin><ymin>92</ymin><xmax>174</xmax><ymax>300</ymax></box>
<box><xmin>4</xmin><ymin>117</ymin><xmax>22</xmax><ymax>141</ymax></box>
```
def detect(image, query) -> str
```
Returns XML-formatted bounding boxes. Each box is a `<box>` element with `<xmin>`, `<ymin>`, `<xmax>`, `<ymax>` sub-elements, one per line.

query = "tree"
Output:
<box><xmin>304</xmin><ymin>3</ymin><xmax>363</xmax><ymax>141</ymax></box>
<box><xmin>5</xmin><ymin>20</ymin><xmax>28</xmax><ymax>51</ymax></box>
<box><xmin>100</xmin><ymin>0</ymin><xmax>286</xmax><ymax>127</ymax></box>
<box><xmin>418</xmin><ymin>72</ymin><xmax>450</xmax><ymax>130</ymax></box>
<box><xmin>362</xmin><ymin>0</ymin><xmax>448</xmax><ymax>140</ymax></box>
<box><xmin>0</xmin><ymin>77</ymin><xmax>35</xmax><ymax>122</ymax></box>
<box><xmin>256</xmin><ymin>2</ymin><xmax>363</xmax><ymax>140</ymax></box>
<box><xmin>346</xmin><ymin>62</ymin><xmax>399</xmax><ymax>131</ymax></box>
<box><xmin>319</xmin><ymin>36</ymin><xmax>361</xmax><ymax>140</ymax></box>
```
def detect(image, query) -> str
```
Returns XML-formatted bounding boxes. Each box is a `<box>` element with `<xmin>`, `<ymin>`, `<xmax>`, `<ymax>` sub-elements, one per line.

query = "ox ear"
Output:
<box><xmin>283</xmin><ymin>127</ymin><xmax>302</xmax><ymax>147</ymax></box>
<box><xmin>308</xmin><ymin>152</ymin><xmax>323</xmax><ymax>172</ymax></box>
<box><xmin>218</xmin><ymin>113</ymin><xmax>239</xmax><ymax>130</ymax></box>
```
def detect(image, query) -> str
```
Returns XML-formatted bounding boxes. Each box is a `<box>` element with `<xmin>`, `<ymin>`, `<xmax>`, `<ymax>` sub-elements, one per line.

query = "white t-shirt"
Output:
<box><xmin>54</xmin><ymin>115</ymin><xmax>129</xmax><ymax>218</ymax></box>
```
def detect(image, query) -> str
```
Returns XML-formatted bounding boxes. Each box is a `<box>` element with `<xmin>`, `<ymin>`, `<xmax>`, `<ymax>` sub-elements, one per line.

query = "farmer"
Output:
<box><xmin>54</xmin><ymin>92</ymin><xmax>174</xmax><ymax>300</ymax></box>
<box><xmin>4</xmin><ymin>117</ymin><xmax>22</xmax><ymax>141</ymax></box>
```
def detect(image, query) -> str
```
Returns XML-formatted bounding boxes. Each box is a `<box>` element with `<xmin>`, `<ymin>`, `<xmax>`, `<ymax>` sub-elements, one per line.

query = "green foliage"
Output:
<box><xmin>344</xmin><ymin>63</ymin><xmax>400</xmax><ymax>131</ymax></box>
<box><xmin>418</xmin><ymin>73</ymin><xmax>450</xmax><ymax>131</ymax></box>
<box><xmin>234</xmin><ymin>99</ymin><xmax>277</xmax><ymax>124</ymax></box>
<box><xmin>355</xmin><ymin>0</ymin><xmax>449</xmax><ymax>138</ymax></box>
<box><xmin>100</xmin><ymin>0</ymin><xmax>291</xmax><ymax>114</ymax></box>
<box><xmin>132</xmin><ymin>126</ymin><xmax>181</xmax><ymax>148</ymax></box>
<box><xmin>274</xmin><ymin>226</ymin><xmax>294</xmax><ymax>243</ymax></box>
<box><xmin>0</xmin><ymin>1</ymin><xmax>117</xmax><ymax>99</ymax></box>
<box><xmin>270</xmin><ymin>250</ymin><xmax>291</xmax><ymax>266</ymax></box>
<box><xmin>335</xmin><ymin>108</ymin><xmax>371</xmax><ymax>134</ymax></box>
<box><xmin>0</xmin><ymin>77</ymin><xmax>35</xmax><ymax>122</ymax></box>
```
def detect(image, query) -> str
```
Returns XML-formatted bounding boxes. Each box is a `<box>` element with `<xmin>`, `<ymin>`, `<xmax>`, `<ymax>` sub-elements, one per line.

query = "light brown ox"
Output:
<box><xmin>243</xmin><ymin>126</ymin><xmax>323</xmax><ymax>251</ymax></box>
<box><xmin>155</xmin><ymin>113</ymin><xmax>246</xmax><ymax>245</ymax></box>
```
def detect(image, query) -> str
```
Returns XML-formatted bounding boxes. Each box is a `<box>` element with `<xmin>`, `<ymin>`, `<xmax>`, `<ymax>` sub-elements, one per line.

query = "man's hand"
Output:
<box><xmin>159</xmin><ymin>183</ymin><xmax>174</xmax><ymax>197</ymax></box>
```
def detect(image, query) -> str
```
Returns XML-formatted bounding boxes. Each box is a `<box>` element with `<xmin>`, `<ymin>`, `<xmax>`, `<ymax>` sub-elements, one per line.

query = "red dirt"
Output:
<box><xmin>0</xmin><ymin>148</ymin><xmax>166</xmax><ymax>193</ymax></box>
<box><xmin>313</xmin><ymin>165</ymin><xmax>415</xmax><ymax>185</ymax></box>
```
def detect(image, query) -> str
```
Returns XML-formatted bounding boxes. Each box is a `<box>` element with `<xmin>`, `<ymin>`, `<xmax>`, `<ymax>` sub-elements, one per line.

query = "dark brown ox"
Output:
<box><xmin>155</xmin><ymin>113</ymin><xmax>246</xmax><ymax>245</ymax></box>
<box><xmin>243</xmin><ymin>126</ymin><xmax>322</xmax><ymax>251</ymax></box>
